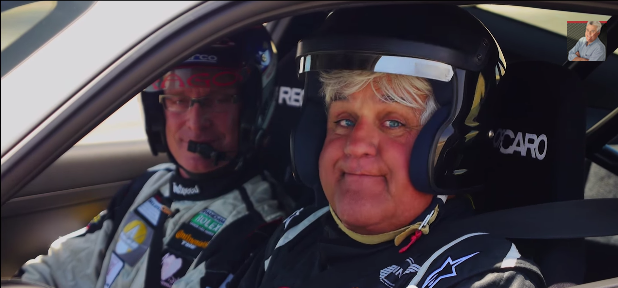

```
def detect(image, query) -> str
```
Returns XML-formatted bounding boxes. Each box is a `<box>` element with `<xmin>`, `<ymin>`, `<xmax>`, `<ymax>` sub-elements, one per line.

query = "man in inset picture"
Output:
<box><xmin>568</xmin><ymin>20</ymin><xmax>606</xmax><ymax>61</ymax></box>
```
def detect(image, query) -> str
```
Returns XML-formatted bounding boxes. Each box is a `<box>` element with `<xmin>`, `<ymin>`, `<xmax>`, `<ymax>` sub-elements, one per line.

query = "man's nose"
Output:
<box><xmin>185</xmin><ymin>103</ymin><xmax>213</xmax><ymax>131</ymax></box>
<box><xmin>344</xmin><ymin>119</ymin><xmax>378</xmax><ymax>158</ymax></box>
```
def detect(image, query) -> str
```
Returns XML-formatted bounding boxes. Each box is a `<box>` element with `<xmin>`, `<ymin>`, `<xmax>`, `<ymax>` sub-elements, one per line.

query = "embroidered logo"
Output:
<box><xmin>380</xmin><ymin>257</ymin><xmax>421</xmax><ymax>288</ymax></box>
<box><xmin>283</xmin><ymin>208</ymin><xmax>304</xmax><ymax>229</ymax></box>
<box><xmin>172</xmin><ymin>183</ymin><xmax>200</xmax><ymax>196</ymax></box>
<box><xmin>175</xmin><ymin>229</ymin><xmax>209</xmax><ymax>249</ymax></box>
<box><xmin>189</xmin><ymin>209</ymin><xmax>226</xmax><ymax>236</ymax></box>
<box><xmin>422</xmin><ymin>252</ymin><xmax>480</xmax><ymax>288</ymax></box>
<box><xmin>116</xmin><ymin>220</ymin><xmax>148</xmax><ymax>254</ymax></box>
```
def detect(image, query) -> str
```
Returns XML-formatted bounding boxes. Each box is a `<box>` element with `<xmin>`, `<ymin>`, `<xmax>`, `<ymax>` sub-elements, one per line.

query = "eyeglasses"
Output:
<box><xmin>159</xmin><ymin>94</ymin><xmax>238</xmax><ymax>113</ymax></box>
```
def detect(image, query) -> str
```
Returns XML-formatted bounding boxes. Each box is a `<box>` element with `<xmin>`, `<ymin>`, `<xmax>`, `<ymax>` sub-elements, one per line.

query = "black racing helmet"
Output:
<box><xmin>141</xmin><ymin>25</ymin><xmax>278</xmax><ymax>177</ymax></box>
<box><xmin>292</xmin><ymin>4</ymin><xmax>506</xmax><ymax>195</ymax></box>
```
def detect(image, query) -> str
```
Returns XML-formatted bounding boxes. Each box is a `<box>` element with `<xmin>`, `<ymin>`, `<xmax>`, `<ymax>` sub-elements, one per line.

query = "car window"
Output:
<box><xmin>585</xmin><ymin>142</ymin><xmax>618</xmax><ymax>200</ymax></box>
<box><xmin>76</xmin><ymin>94</ymin><xmax>147</xmax><ymax>145</ymax></box>
<box><xmin>584</xmin><ymin>144</ymin><xmax>618</xmax><ymax>266</ymax></box>
<box><xmin>1</xmin><ymin>2</ymin><xmax>201</xmax><ymax>156</ymax></box>
<box><xmin>1</xmin><ymin>1</ymin><xmax>95</xmax><ymax>77</ymax></box>
<box><xmin>76</xmin><ymin>22</ymin><xmax>275</xmax><ymax>146</ymax></box>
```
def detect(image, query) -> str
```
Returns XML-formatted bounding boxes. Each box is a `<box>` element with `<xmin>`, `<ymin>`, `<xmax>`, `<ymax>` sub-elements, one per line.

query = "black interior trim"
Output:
<box><xmin>1</xmin><ymin>181</ymin><xmax>124</xmax><ymax>218</ymax></box>
<box><xmin>587</xmin><ymin>145</ymin><xmax>618</xmax><ymax>176</ymax></box>
<box><xmin>1</xmin><ymin>199</ymin><xmax>110</xmax><ymax>277</ymax></box>
<box><xmin>587</xmin><ymin>108</ymin><xmax>618</xmax><ymax>155</ymax></box>
<box><xmin>18</xmin><ymin>140</ymin><xmax>166</xmax><ymax>198</ymax></box>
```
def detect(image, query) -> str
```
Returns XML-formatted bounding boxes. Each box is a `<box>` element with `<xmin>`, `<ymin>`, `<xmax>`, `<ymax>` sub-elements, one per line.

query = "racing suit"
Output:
<box><xmin>239</xmin><ymin>195</ymin><xmax>545</xmax><ymax>288</ymax></box>
<box><xmin>18</xmin><ymin>163</ymin><xmax>285</xmax><ymax>288</ymax></box>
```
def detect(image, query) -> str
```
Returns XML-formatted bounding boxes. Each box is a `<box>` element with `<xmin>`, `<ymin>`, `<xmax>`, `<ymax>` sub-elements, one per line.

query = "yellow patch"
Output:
<box><xmin>122</xmin><ymin>220</ymin><xmax>148</xmax><ymax>245</ymax></box>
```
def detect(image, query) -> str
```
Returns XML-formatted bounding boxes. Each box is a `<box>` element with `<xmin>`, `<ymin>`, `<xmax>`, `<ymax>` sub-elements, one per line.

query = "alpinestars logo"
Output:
<box><xmin>172</xmin><ymin>183</ymin><xmax>200</xmax><ymax>196</ymax></box>
<box><xmin>422</xmin><ymin>252</ymin><xmax>479</xmax><ymax>288</ymax></box>
<box><xmin>493</xmin><ymin>129</ymin><xmax>547</xmax><ymax>160</ymax></box>
<box><xmin>380</xmin><ymin>258</ymin><xmax>421</xmax><ymax>288</ymax></box>
<box><xmin>283</xmin><ymin>208</ymin><xmax>303</xmax><ymax>229</ymax></box>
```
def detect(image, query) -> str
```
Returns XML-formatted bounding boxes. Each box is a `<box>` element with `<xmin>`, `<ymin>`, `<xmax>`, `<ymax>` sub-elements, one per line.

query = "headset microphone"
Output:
<box><xmin>187</xmin><ymin>140</ymin><xmax>228</xmax><ymax>166</ymax></box>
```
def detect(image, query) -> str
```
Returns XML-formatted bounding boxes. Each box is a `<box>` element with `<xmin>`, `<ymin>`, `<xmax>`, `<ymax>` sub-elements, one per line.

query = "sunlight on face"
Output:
<box><xmin>319</xmin><ymin>83</ymin><xmax>433</xmax><ymax>235</ymax></box>
<box><xmin>163</xmin><ymin>67</ymin><xmax>242</xmax><ymax>175</ymax></box>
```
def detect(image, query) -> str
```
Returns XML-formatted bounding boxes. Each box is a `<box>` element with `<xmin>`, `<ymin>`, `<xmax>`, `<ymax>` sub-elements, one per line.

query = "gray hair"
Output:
<box><xmin>588</xmin><ymin>21</ymin><xmax>602</xmax><ymax>33</ymax></box>
<box><xmin>319</xmin><ymin>70</ymin><xmax>439</xmax><ymax>125</ymax></box>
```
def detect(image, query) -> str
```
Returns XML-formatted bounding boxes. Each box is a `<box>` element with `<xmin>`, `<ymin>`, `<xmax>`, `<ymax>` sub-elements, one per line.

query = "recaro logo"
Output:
<box><xmin>493</xmin><ymin>129</ymin><xmax>547</xmax><ymax>160</ymax></box>
<box><xmin>278</xmin><ymin>86</ymin><xmax>303</xmax><ymax>107</ymax></box>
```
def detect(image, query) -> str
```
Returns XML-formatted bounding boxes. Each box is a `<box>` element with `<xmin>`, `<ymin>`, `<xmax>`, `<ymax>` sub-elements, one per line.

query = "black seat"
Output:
<box><xmin>261</xmin><ymin>47</ymin><xmax>315</xmax><ymax>211</ymax></box>
<box><xmin>475</xmin><ymin>61</ymin><xmax>587</xmax><ymax>287</ymax></box>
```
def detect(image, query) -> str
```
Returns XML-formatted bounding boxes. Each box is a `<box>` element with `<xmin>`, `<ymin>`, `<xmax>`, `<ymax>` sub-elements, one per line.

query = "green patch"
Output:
<box><xmin>190</xmin><ymin>209</ymin><xmax>226</xmax><ymax>236</ymax></box>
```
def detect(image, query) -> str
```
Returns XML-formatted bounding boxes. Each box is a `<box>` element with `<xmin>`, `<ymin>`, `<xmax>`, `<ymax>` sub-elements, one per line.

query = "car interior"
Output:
<box><xmin>1</xmin><ymin>1</ymin><xmax>617</xmax><ymax>287</ymax></box>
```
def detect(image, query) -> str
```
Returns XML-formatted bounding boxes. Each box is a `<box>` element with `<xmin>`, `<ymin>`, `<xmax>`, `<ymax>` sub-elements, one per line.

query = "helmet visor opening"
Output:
<box><xmin>299</xmin><ymin>53</ymin><xmax>454</xmax><ymax>83</ymax></box>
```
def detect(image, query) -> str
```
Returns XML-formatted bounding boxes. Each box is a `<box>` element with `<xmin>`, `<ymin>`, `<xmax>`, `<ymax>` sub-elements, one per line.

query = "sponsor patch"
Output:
<box><xmin>160</xmin><ymin>250</ymin><xmax>192</xmax><ymax>288</ymax></box>
<box><xmin>172</xmin><ymin>183</ymin><xmax>200</xmax><ymax>196</ymax></box>
<box><xmin>258</xmin><ymin>49</ymin><xmax>271</xmax><ymax>69</ymax></box>
<box><xmin>104</xmin><ymin>252</ymin><xmax>124</xmax><ymax>288</ymax></box>
<box><xmin>189</xmin><ymin>209</ymin><xmax>226</xmax><ymax>236</ymax></box>
<box><xmin>90</xmin><ymin>210</ymin><xmax>107</xmax><ymax>224</ymax></box>
<box><xmin>167</xmin><ymin>223</ymin><xmax>212</xmax><ymax>260</ymax></box>
<box><xmin>136</xmin><ymin>197</ymin><xmax>163</xmax><ymax>227</ymax></box>
<box><xmin>114</xmin><ymin>212</ymin><xmax>154</xmax><ymax>266</ymax></box>
<box><xmin>87</xmin><ymin>210</ymin><xmax>108</xmax><ymax>231</ymax></box>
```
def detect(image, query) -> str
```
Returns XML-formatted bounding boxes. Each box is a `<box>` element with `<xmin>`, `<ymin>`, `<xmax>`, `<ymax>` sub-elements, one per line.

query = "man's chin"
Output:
<box><xmin>333</xmin><ymin>197</ymin><xmax>390</xmax><ymax>234</ymax></box>
<box><xmin>177</xmin><ymin>156</ymin><xmax>227</xmax><ymax>175</ymax></box>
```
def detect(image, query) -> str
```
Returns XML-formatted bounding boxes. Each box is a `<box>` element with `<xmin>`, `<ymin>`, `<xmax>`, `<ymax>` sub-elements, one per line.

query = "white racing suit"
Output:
<box><xmin>18</xmin><ymin>163</ymin><xmax>286</xmax><ymax>288</ymax></box>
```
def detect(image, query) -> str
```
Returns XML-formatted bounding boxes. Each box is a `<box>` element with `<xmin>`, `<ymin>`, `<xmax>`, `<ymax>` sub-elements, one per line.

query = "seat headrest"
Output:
<box><xmin>262</xmin><ymin>47</ymin><xmax>305</xmax><ymax>180</ymax></box>
<box><xmin>478</xmin><ymin>61</ymin><xmax>586</xmax><ymax>212</ymax></box>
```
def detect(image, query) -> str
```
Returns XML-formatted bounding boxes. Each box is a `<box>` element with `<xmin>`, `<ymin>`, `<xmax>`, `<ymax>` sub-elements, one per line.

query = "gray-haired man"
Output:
<box><xmin>568</xmin><ymin>20</ymin><xmax>606</xmax><ymax>61</ymax></box>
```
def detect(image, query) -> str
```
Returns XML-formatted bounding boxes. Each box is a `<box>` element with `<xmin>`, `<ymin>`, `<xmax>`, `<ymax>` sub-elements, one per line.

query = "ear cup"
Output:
<box><xmin>290</xmin><ymin>96</ymin><xmax>327</xmax><ymax>187</ymax></box>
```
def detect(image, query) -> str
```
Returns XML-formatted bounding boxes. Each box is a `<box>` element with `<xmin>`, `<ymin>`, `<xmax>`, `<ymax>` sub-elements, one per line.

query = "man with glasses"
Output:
<box><xmin>568</xmin><ymin>20</ymin><xmax>606</xmax><ymax>61</ymax></box>
<box><xmin>17</xmin><ymin>26</ymin><xmax>287</xmax><ymax>288</ymax></box>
